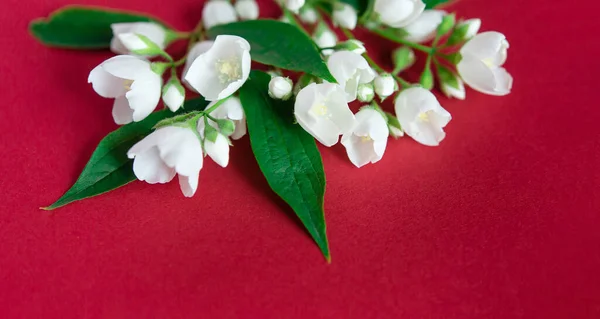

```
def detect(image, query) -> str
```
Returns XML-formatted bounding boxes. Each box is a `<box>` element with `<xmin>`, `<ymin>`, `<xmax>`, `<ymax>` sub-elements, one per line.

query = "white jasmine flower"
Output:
<box><xmin>285</xmin><ymin>0</ymin><xmax>305</xmax><ymax>13</ymax></box>
<box><xmin>327</xmin><ymin>51</ymin><xmax>376</xmax><ymax>102</ymax></box>
<box><xmin>341</xmin><ymin>108</ymin><xmax>389</xmax><ymax>168</ymax></box>
<box><xmin>184</xmin><ymin>35</ymin><xmax>251</xmax><ymax>101</ymax></box>
<box><xmin>373</xmin><ymin>74</ymin><xmax>397</xmax><ymax>100</ymax></box>
<box><xmin>207</xmin><ymin>97</ymin><xmax>247</xmax><ymax>140</ymax></box>
<box><xmin>127</xmin><ymin>126</ymin><xmax>203</xmax><ymax>197</ymax></box>
<box><xmin>438</xmin><ymin>67</ymin><xmax>466</xmax><ymax>100</ymax></box>
<box><xmin>394</xmin><ymin>87</ymin><xmax>451</xmax><ymax>146</ymax></box>
<box><xmin>299</xmin><ymin>6</ymin><xmax>318</xmax><ymax>24</ymax></box>
<box><xmin>110</xmin><ymin>22</ymin><xmax>167</xmax><ymax>55</ymax></box>
<box><xmin>373</xmin><ymin>0</ymin><xmax>425</xmax><ymax>28</ymax></box>
<box><xmin>202</xmin><ymin>0</ymin><xmax>238</xmax><ymax>29</ymax></box>
<box><xmin>333</xmin><ymin>3</ymin><xmax>358</xmax><ymax>30</ymax></box>
<box><xmin>235</xmin><ymin>0</ymin><xmax>259</xmax><ymax>20</ymax></box>
<box><xmin>197</xmin><ymin>118</ymin><xmax>231</xmax><ymax>167</ymax></box>
<box><xmin>457</xmin><ymin>31</ymin><xmax>512</xmax><ymax>96</ymax></box>
<box><xmin>294</xmin><ymin>83</ymin><xmax>356</xmax><ymax>147</ymax></box>
<box><xmin>88</xmin><ymin>55</ymin><xmax>162</xmax><ymax>124</ymax></box>
<box><xmin>268</xmin><ymin>76</ymin><xmax>293</xmax><ymax>100</ymax></box>
<box><xmin>403</xmin><ymin>10</ymin><xmax>446</xmax><ymax>43</ymax></box>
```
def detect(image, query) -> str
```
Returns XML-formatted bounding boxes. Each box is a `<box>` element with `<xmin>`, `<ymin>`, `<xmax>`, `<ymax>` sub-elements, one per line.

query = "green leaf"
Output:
<box><xmin>207</xmin><ymin>20</ymin><xmax>336</xmax><ymax>83</ymax></box>
<box><xmin>29</xmin><ymin>5</ymin><xmax>162</xmax><ymax>49</ymax></box>
<box><xmin>423</xmin><ymin>0</ymin><xmax>452</xmax><ymax>9</ymax></box>
<box><xmin>239</xmin><ymin>70</ymin><xmax>330</xmax><ymax>261</ymax></box>
<box><xmin>43</xmin><ymin>98</ymin><xmax>208</xmax><ymax>210</ymax></box>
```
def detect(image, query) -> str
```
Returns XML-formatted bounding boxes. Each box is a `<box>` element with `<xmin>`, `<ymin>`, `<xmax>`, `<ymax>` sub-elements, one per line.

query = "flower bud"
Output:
<box><xmin>384</xmin><ymin>111</ymin><xmax>404</xmax><ymax>138</ymax></box>
<box><xmin>285</xmin><ymin>0</ymin><xmax>305</xmax><ymax>13</ymax></box>
<box><xmin>268</xmin><ymin>76</ymin><xmax>293</xmax><ymax>100</ymax></box>
<box><xmin>436</xmin><ymin>13</ymin><xmax>456</xmax><ymax>36</ymax></box>
<box><xmin>162</xmin><ymin>77</ymin><xmax>186</xmax><ymax>112</ymax></box>
<box><xmin>437</xmin><ymin>65</ymin><xmax>465</xmax><ymax>100</ymax></box>
<box><xmin>419</xmin><ymin>67</ymin><xmax>434</xmax><ymax>90</ymax></box>
<box><xmin>299</xmin><ymin>6</ymin><xmax>318</xmax><ymax>24</ymax></box>
<box><xmin>357</xmin><ymin>83</ymin><xmax>375</xmax><ymax>103</ymax></box>
<box><xmin>392</xmin><ymin>46</ymin><xmax>416</xmax><ymax>73</ymax></box>
<box><xmin>374</xmin><ymin>74</ymin><xmax>397</xmax><ymax>100</ymax></box>
<box><xmin>337</xmin><ymin>39</ymin><xmax>366</xmax><ymax>55</ymax></box>
<box><xmin>332</xmin><ymin>3</ymin><xmax>358</xmax><ymax>30</ymax></box>
<box><xmin>446</xmin><ymin>18</ymin><xmax>481</xmax><ymax>46</ymax></box>
<box><xmin>235</xmin><ymin>0</ymin><xmax>259</xmax><ymax>20</ymax></box>
<box><xmin>313</xmin><ymin>22</ymin><xmax>338</xmax><ymax>55</ymax></box>
<box><xmin>117</xmin><ymin>33</ymin><xmax>164</xmax><ymax>56</ymax></box>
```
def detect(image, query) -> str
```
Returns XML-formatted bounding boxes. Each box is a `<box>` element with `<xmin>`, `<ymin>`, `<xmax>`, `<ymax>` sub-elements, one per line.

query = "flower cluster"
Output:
<box><xmin>84</xmin><ymin>0</ymin><xmax>511</xmax><ymax>195</ymax></box>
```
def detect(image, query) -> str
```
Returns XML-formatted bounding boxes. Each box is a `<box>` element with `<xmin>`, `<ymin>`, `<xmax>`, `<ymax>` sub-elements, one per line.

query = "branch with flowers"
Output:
<box><xmin>30</xmin><ymin>0</ymin><xmax>512</xmax><ymax>261</ymax></box>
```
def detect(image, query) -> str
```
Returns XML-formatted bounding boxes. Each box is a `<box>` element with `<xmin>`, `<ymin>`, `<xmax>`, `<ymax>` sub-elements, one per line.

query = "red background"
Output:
<box><xmin>1</xmin><ymin>0</ymin><xmax>599</xmax><ymax>318</ymax></box>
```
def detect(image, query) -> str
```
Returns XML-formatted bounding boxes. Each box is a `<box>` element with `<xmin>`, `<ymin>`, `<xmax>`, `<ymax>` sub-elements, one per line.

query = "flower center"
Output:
<box><xmin>215</xmin><ymin>57</ymin><xmax>242</xmax><ymax>84</ymax></box>
<box><xmin>482</xmin><ymin>58</ymin><xmax>495</xmax><ymax>67</ymax></box>
<box><xmin>123</xmin><ymin>79</ymin><xmax>134</xmax><ymax>91</ymax></box>
<box><xmin>418</xmin><ymin>110</ymin><xmax>433</xmax><ymax>122</ymax></box>
<box><xmin>360</xmin><ymin>135</ymin><xmax>372</xmax><ymax>143</ymax></box>
<box><xmin>311</xmin><ymin>104</ymin><xmax>329</xmax><ymax>117</ymax></box>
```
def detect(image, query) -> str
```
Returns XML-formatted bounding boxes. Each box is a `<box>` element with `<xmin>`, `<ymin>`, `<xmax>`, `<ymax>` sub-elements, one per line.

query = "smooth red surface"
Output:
<box><xmin>1</xmin><ymin>0</ymin><xmax>599</xmax><ymax>317</ymax></box>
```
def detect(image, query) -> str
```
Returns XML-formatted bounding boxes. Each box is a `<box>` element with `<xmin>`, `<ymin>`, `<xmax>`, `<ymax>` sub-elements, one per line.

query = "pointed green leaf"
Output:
<box><xmin>207</xmin><ymin>20</ymin><xmax>336</xmax><ymax>83</ymax></box>
<box><xmin>29</xmin><ymin>5</ymin><xmax>162</xmax><ymax>49</ymax></box>
<box><xmin>239</xmin><ymin>70</ymin><xmax>330</xmax><ymax>261</ymax></box>
<box><xmin>43</xmin><ymin>98</ymin><xmax>208</xmax><ymax>210</ymax></box>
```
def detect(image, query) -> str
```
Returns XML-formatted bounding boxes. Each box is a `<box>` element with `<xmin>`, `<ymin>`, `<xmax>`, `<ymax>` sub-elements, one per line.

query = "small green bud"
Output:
<box><xmin>294</xmin><ymin>74</ymin><xmax>315</xmax><ymax>95</ymax></box>
<box><xmin>419</xmin><ymin>67</ymin><xmax>434</xmax><ymax>90</ymax></box>
<box><xmin>384</xmin><ymin>112</ymin><xmax>404</xmax><ymax>138</ymax></box>
<box><xmin>392</xmin><ymin>46</ymin><xmax>416</xmax><ymax>74</ymax></box>
<box><xmin>446</xmin><ymin>18</ymin><xmax>481</xmax><ymax>46</ymax></box>
<box><xmin>436</xmin><ymin>13</ymin><xmax>456</xmax><ymax>37</ymax></box>
<box><xmin>216</xmin><ymin>119</ymin><xmax>236</xmax><ymax>137</ymax></box>
<box><xmin>445</xmin><ymin>52</ymin><xmax>463</xmax><ymax>65</ymax></box>
<box><xmin>357</xmin><ymin>83</ymin><xmax>375</xmax><ymax>103</ymax></box>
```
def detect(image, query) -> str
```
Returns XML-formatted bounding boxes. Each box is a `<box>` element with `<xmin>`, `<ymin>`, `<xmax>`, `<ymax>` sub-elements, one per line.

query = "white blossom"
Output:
<box><xmin>373</xmin><ymin>0</ymin><xmax>425</xmax><ymax>28</ymax></box>
<box><xmin>268</xmin><ymin>76</ymin><xmax>293</xmax><ymax>100</ymax></box>
<box><xmin>127</xmin><ymin>126</ymin><xmax>203</xmax><ymax>197</ymax></box>
<box><xmin>182</xmin><ymin>41</ymin><xmax>214</xmax><ymax>91</ymax></box>
<box><xmin>333</xmin><ymin>3</ymin><xmax>358</xmax><ymax>30</ymax></box>
<box><xmin>110</xmin><ymin>22</ymin><xmax>167</xmax><ymax>55</ymax></box>
<box><xmin>184</xmin><ymin>35</ymin><xmax>251</xmax><ymax>101</ymax></box>
<box><xmin>202</xmin><ymin>0</ymin><xmax>238</xmax><ymax>29</ymax></box>
<box><xmin>457</xmin><ymin>31</ymin><xmax>512</xmax><ymax>96</ymax></box>
<box><xmin>285</xmin><ymin>0</ymin><xmax>305</xmax><ymax>13</ymax></box>
<box><xmin>88</xmin><ymin>55</ymin><xmax>162</xmax><ymax>124</ymax></box>
<box><xmin>373</xmin><ymin>74</ymin><xmax>396</xmax><ymax>100</ymax></box>
<box><xmin>403</xmin><ymin>10</ymin><xmax>446</xmax><ymax>43</ymax></box>
<box><xmin>394</xmin><ymin>87</ymin><xmax>451</xmax><ymax>146</ymax></box>
<box><xmin>208</xmin><ymin>97</ymin><xmax>247</xmax><ymax>140</ymax></box>
<box><xmin>294</xmin><ymin>83</ymin><xmax>356</xmax><ymax>147</ymax></box>
<box><xmin>341</xmin><ymin>108</ymin><xmax>389</xmax><ymax>168</ymax></box>
<box><xmin>235</xmin><ymin>0</ymin><xmax>259</xmax><ymax>20</ymax></box>
<box><xmin>313</xmin><ymin>27</ymin><xmax>338</xmax><ymax>56</ymax></box>
<box><xmin>327</xmin><ymin>51</ymin><xmax>376</xmax><ymax>102</ymax></box>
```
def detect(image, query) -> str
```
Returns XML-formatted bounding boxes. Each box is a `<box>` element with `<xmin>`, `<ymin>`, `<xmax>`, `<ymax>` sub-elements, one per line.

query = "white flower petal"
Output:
<box><xmin>205</xmin><ymin>133</ymin><xmax>230</xmax><ymax>167</ymax></box>
<box><xmin>178</xmin><ymin>173</ymin><xmax>199</xmax><ymax>197</ymax></box>
<box><xmin>162</xmin><ymin>84</ymin><xmax>185</xmax><ymax>112</ymax></box>
<box><xmin>132</xmin><ymin>147</ymin><xmax>176</xmax><ymax>184</ymax></box>
<box><xmin>100</xmin><ymin>55</ymin><xmax>152</xmax><ymax>80</ymax></box>
<box><xmin>182</xmin><ymin>41</ymin><xmax>214</xmax><ymax>88</ymax></box>
<box><xmin>341</xmin><ymin>108</ymin><xmax>388</xmax><ymax>167</ymax></box>
<box><xmin>403</xmin><ymin>10</ymin><xmax>446</xmax><ymax>43</ymax></box>
<box><xmin>112</xmin><ymin>96</ymin><xmax>134</xmax><ymax>125</ymax></box>
<box><xmin>203</xmin><ymin>0</ymin><xmax>238</xmax><ymax>29</ymax></box>
<box><xmin>457</xmin><ymin>55</ymin><xmax>497</xmax><ymax>94</ymax></box>
<box><xmin>235</xmin><ymin>0</ymin><xmax>259</xmax><ymax>20</ymax></box>
<box><xmin>374</xmin><ymin>0</ymin><xmax>425</xmax><ymax>28</ymax></box>
<box><xmin>153</xmin><ymin>127</ymin><xmax>204</xmax><ymax>176</ymax></box>
<box><xmin>285</xmin><ymin>0</ymin><xmax>305</xmax><ymax>13</ymax></box>
<box><xmin>125</xmin><ymin>73</ymin><xmax>162</xmax><ymax>122</ymax></box>
<box><xmin>333</xmin><ymin>3</ymin><xmax>358</xmax><ymax>30</ymax></box>
<box><xmin>88</xmin><ymin>64</ymin><xmax>127</xmax><ymax>98</ymax></box>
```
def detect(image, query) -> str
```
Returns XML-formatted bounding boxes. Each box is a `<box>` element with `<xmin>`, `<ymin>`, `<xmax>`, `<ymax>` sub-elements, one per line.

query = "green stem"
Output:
<box><xmin>370</xmin><ymin>28</ymin><xmax>434</xmax><ymax>54</ymax></box>
<box><xmin>203</xmin><ymin>96</ymin><xmax>230</xmax><ymax>114</ymax></box>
